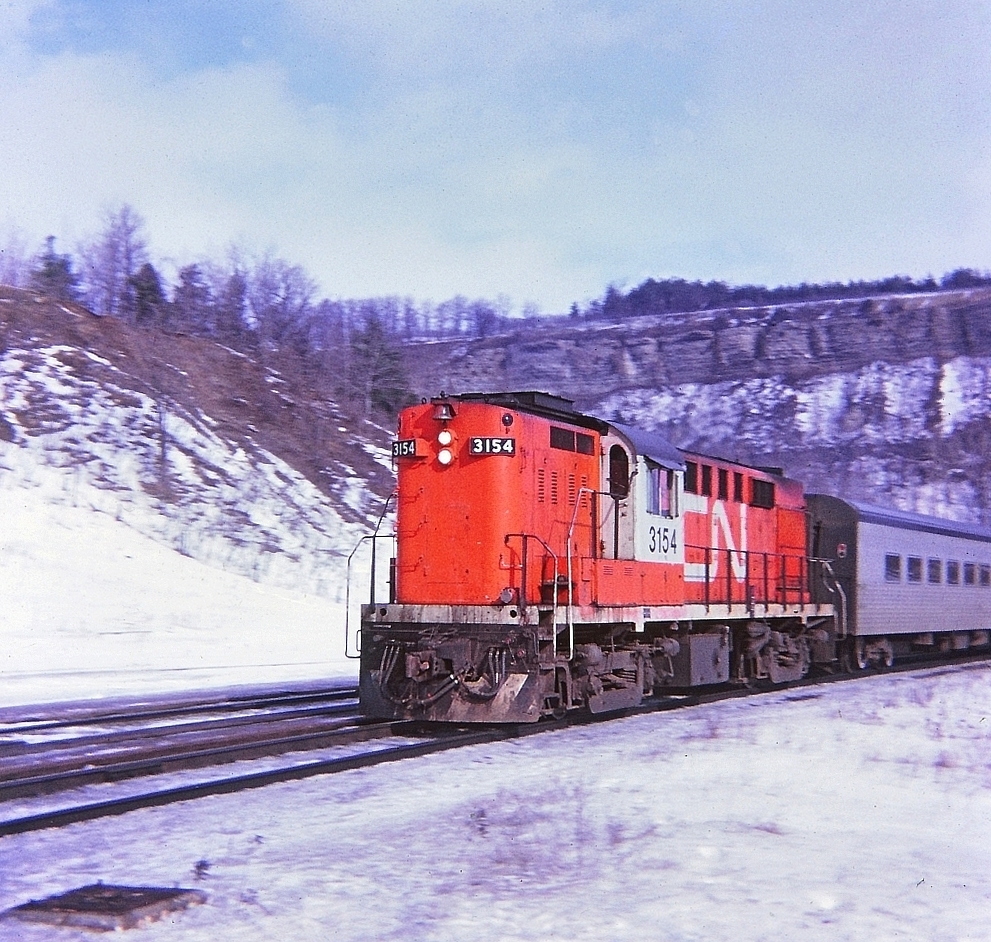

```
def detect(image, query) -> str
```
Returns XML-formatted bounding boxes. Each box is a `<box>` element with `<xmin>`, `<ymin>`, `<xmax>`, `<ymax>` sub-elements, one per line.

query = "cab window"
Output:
<box><xmin>646</xmin><ymin>463</ymin><xmax>676</xmax><ymax>518</ymax></box>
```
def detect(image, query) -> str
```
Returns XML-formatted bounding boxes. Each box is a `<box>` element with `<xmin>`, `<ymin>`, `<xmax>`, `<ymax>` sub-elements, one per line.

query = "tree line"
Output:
<box><xmin>575</xmin><ymin>270</ymin><xmax>991</xmax><ymax>322</ymax></box>
<box><xmin>0</xmin><ymin>207</ymin><xmax>421</xmax><ymax>417</ymax></box>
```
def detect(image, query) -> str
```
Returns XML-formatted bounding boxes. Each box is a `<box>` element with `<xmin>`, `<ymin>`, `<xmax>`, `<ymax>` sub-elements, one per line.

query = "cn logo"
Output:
<box><xmin>684</xmin><ymin>500</ymin><xmax>748</xmax><ymax>583</ymax></box>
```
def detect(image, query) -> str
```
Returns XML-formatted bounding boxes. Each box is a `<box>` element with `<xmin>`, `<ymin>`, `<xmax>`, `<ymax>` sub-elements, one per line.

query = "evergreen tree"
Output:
<box><xmin>172</xmin><ymin>264</ymin><xmax>213</xmax><ymax>333</ymax></box>
<box><xmin>29</xmin><ymin>236</ymin><xmax>79</xmax><ymax>301</ymax></box>
<box><xmin>216</xmin><ymin>270</ymin><xmax>248</xmax><ymax>344</ymax></box>
<box><xmin>130</xmin><ymin>262</ymin><xmax>165</xmax><ymax>325</ymax></box>
<box><xmin>348</xmin><ymin>313</ymin><xmax>409</xmax><ymax>417</ymax></box>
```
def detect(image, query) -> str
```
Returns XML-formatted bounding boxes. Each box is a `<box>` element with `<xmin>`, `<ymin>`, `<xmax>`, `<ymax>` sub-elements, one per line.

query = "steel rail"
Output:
<box><xmin>1</xmin><ymin>652</ymin><xmax>988</xmax><ymax>838</ymax></box>
<box><xmin>0</xmin><ymin>715</ymin><xmax>394</xmax><ymax>800</ymax></box>
<box><xmin>0</xmin><ymin>726</ymin><xmax>515</xmax><ymax>837</ymax></box>
<box><xmin>0</xmin><ymin>686</ymin><xmax>360</xmax><ymax>736</ymax></box>
<box><xmin>1</xmin><ymin>700</ymin><xmax>362</xmax><ymax>759</ymax></box>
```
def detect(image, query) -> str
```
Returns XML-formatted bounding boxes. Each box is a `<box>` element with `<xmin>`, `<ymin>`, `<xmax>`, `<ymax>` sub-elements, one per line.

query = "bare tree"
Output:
<box><xmin>0</xmin><ymin>225</ymin><xmax>32</xmax><ymax>288</ymax></box>
<box><xmin>245</xmin><ymin>252</ymin><xmax>316</xmax><ymax>353</ymax></box>
<box><xmin>78</xmin><ymin>204</ymin><xmax>148</xmax><ymax>319</ymax></box>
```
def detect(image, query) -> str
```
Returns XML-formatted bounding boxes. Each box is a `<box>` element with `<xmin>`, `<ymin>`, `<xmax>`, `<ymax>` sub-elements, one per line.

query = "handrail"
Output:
<box><xmin>565</xmin><ymin>487</ymin><xmax>602</xmax><ymax>661</ymax></box>
<box><xmin>817</xmin><ymin>558</ymin><xmax>848</xmax><ymax>639</ymax></box>
<box><xmin>505</xmin><ymin>532</ymin><xmax>560</xmax><ymax>652</ymax></box>
<box><xmin>343</xmin><ymin>533</ymin><xmax>396</xmax><ymax>659</ymax></box>
<box><xmin>684</xmin><ymin>543</ymin><xmax>813</xmax><ymax>608</ymax></box>
<box><xmin>368</xmin><ymin>491</ymin><xmax>396</xmax><ymax>605</ymax></box>
<box><xmin>344</xmin><ymin>490</ymin><xmax>397</xmax><ymax>661</ymax></box>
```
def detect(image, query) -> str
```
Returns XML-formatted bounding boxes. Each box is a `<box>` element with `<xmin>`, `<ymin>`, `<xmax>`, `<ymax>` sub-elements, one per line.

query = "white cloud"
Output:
<box><xmin>2</xmin><ymin>1</ymin><xmax>991</xmax><ymax>309</ymax></box>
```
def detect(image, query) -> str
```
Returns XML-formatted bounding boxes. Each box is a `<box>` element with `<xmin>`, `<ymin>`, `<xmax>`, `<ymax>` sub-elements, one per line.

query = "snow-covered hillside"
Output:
<box><xmin>0</xmin><ymin>341</ymin><xmax>367</xmax><ymax>597</ymax></box>
<box><xmin>592</xmin><ymin>354</ymin><xmax>991</xmax><ymax>521</ymax></box>
<box><xmin>0</xmin><ymin>288</ymin><xmax>395</xmax><ymax>598</ymax></box>
<box><xmin>0</xmin><ymin>287</ymin><xmax>389</xmax><ymax>704</ymax></box>
<box><xmin>0</xmin><ymin>481</ymin><xmax>358</xmax><ymax>706</ymax></box>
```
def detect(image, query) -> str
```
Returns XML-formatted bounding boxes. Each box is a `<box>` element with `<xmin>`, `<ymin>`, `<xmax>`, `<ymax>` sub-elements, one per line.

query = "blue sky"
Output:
<box><xmin>2</xmin><ymin>0</ymin><xmax>990</xmax><ymax>312</ymax></box>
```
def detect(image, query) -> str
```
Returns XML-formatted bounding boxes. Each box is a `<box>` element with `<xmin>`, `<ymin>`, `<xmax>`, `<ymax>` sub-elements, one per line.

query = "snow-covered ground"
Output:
<box><xmin>2</xmin><ymin>665</ymin><xmax>990</xmax><ymax>940</ymax></box>
<box><xmin>0</xmin><ymin>479</ymin><xmax>360</xmax><ymax>708</ymax></box>
<box><xmin>2</xmin><ymin>418</ymin><xmax>990</xmax><ymax>938</ymax></box>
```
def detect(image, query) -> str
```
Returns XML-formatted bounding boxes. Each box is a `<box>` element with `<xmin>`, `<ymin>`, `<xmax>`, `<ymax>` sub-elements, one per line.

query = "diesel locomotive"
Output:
<box><xmin>355</xmin><ymin>391</ymin><xmax>991</xmax><ymax>722</ymax></box>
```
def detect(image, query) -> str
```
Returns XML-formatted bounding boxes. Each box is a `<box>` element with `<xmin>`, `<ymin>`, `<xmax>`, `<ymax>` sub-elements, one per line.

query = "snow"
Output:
<box><xmin>0</xmin><ymin>342</ymin><xmax>373</xmax><ymax>602</ymax></box>
<box><xmin>1</xmin><ymin>480</ymin><xmax>990</xmax><ymax>939</ymax></box>
<box><xmin>596</xmin><ymin>354</ymin><xmax>991</xmax><ymax>451</ymax></box>
<box><xmin>2</xmin><ymin>667</ymin><xmax>990</xmax><ymax>940</ymax></box>
<box><xmin>0</xmin><ymin>480</ymin><xmax>359</xmax><ymax>708</ymax></box>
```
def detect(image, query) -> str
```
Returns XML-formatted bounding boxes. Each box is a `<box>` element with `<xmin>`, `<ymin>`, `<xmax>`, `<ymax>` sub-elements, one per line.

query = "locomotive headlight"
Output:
<box><xmin>438</xmin><ymin>448</ymin><xmax>453</xmax><ymax>465</ymax></box>
<box><xmin>437</xmin><ymin>429</ymin><xmax>453</xmax><ymax>446</ymax></box>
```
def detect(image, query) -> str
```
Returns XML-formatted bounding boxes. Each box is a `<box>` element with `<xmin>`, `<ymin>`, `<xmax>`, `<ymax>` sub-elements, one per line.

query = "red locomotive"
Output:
<box><xmin>358</xmin><ymin>391</ymin><xmax>836</xmax><ymax>722</ymax></box>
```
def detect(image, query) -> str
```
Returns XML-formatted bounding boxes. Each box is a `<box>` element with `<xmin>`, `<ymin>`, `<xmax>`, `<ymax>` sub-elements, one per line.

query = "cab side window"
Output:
<box><xmin>685</xmin><ymin>461</ymin><xmax>698</xmax><ymax>494</ymax></box>
<box><xmin>646</xmin><ymin>463</ymin><xmax>676</xmax><ymax>518</ymax></box>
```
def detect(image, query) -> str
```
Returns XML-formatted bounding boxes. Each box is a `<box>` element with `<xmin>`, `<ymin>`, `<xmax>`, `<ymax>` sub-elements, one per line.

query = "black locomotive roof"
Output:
<box><xmin>455</xmin><ymin>391</ymin><xmax>610</xmax><ymax>432</ymax></box>
<box><xmin>811</xmin><ymin>494</ymin><xmax>991</xmax><ymax>544</ymax></box>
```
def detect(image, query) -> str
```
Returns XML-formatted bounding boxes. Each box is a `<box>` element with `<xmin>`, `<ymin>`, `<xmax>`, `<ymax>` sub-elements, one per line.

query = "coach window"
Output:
<box><xmin>717</xmin><ymin>468</ymin><xmax>729</xmax><ymax>500</ymax></box>
<box><xmin>685</xmin><ymin>461</ymin><xmax>698</xmax><ymax>494</ymax></box>
<box><xmin>609</xmin><ymin>445</ymin><xmax>630</xmax><ymax>499</ymax></box>
<box><xmin>884</xmin><ymin>554</ymin><xmax>901</xmax><ymax>582</ymax></box>
<box><xmin>947</xmin><ymin>560</ymin><xmax>960</xmax><ymax>585</ymax></box>
<box><xmin>964</xmin><ymin>562</ymin><xmax>977</xmax><ymax>586</ymax></box>
<box><xmin>927</xmin><ymin>558</ymin><xmax>942</xmax><ymax>584</ymax></box>
<box><xmin>907</xmin><ymin>557</ymin><xmax>923</xmax><ymax>583</ymax></box>
<box><xmin>981</xmin><ymin>565</ymin><xmax>991</xmax><ymax>587</ymax></box>
<box><xmin>701</xmin><ymin>464</ymin><xmax>712</xmax><ymax>497</ymax></box>
<box><xmin>733</xmin><ymin>472</ymin><xmax>744</xmax><ymax>502</ymax></box>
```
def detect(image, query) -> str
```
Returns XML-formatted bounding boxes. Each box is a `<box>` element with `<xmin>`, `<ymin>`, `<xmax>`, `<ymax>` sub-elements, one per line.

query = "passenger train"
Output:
<box><xmin>356</xmin><ymin>391</ymin><xmax>991</xmax><ymax>722</ymax></box>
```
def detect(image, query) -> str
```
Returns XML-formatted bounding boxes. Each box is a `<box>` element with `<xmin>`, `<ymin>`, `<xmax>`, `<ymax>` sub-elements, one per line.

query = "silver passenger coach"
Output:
<box><xmin>807</xmin><ymin>494</ymin><xmax>991</xmax><ymax>667</ymax></box>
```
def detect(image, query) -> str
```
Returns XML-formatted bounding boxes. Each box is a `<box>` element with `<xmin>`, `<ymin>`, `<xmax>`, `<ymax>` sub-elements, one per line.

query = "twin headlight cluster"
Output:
<box><xmin>437</xmin><ymin>428</ymin><xmax>454</xmax><ymax>465</ymax></box>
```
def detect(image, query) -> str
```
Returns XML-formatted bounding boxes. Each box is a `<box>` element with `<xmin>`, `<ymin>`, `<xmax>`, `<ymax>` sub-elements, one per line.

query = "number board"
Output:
<box><xmin>469</xmin><ymin>437</ymin><xmax>516</xmax><ymax>456</ymax></box>
<box><xmin>392</xmin><ymin>439</ymin><xmax>418</xmax><ymax>458</ymax></box>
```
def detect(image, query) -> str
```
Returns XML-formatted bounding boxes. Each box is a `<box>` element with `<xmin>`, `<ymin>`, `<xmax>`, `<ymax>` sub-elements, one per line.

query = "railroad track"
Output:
<box><xmin>0</xmin><ymin>682</ymin><xmax>360</xmax><ymax>738</ymax></box>
<box><xmin>2</xmin><ymin>654</ymin><xmax>988</xmax><ymax>839</ymax></box>
<box><xmin>0</xmin><ymin>683</ymin><xmax>369</xmax><ymax>801</ymax></box>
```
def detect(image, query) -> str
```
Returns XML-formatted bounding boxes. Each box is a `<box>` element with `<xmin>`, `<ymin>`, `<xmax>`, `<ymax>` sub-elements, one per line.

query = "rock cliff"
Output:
<box><xmin>406</xmin><ymin>288</ymin><xmax>991</xmax><ymax>523</ymax></box>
